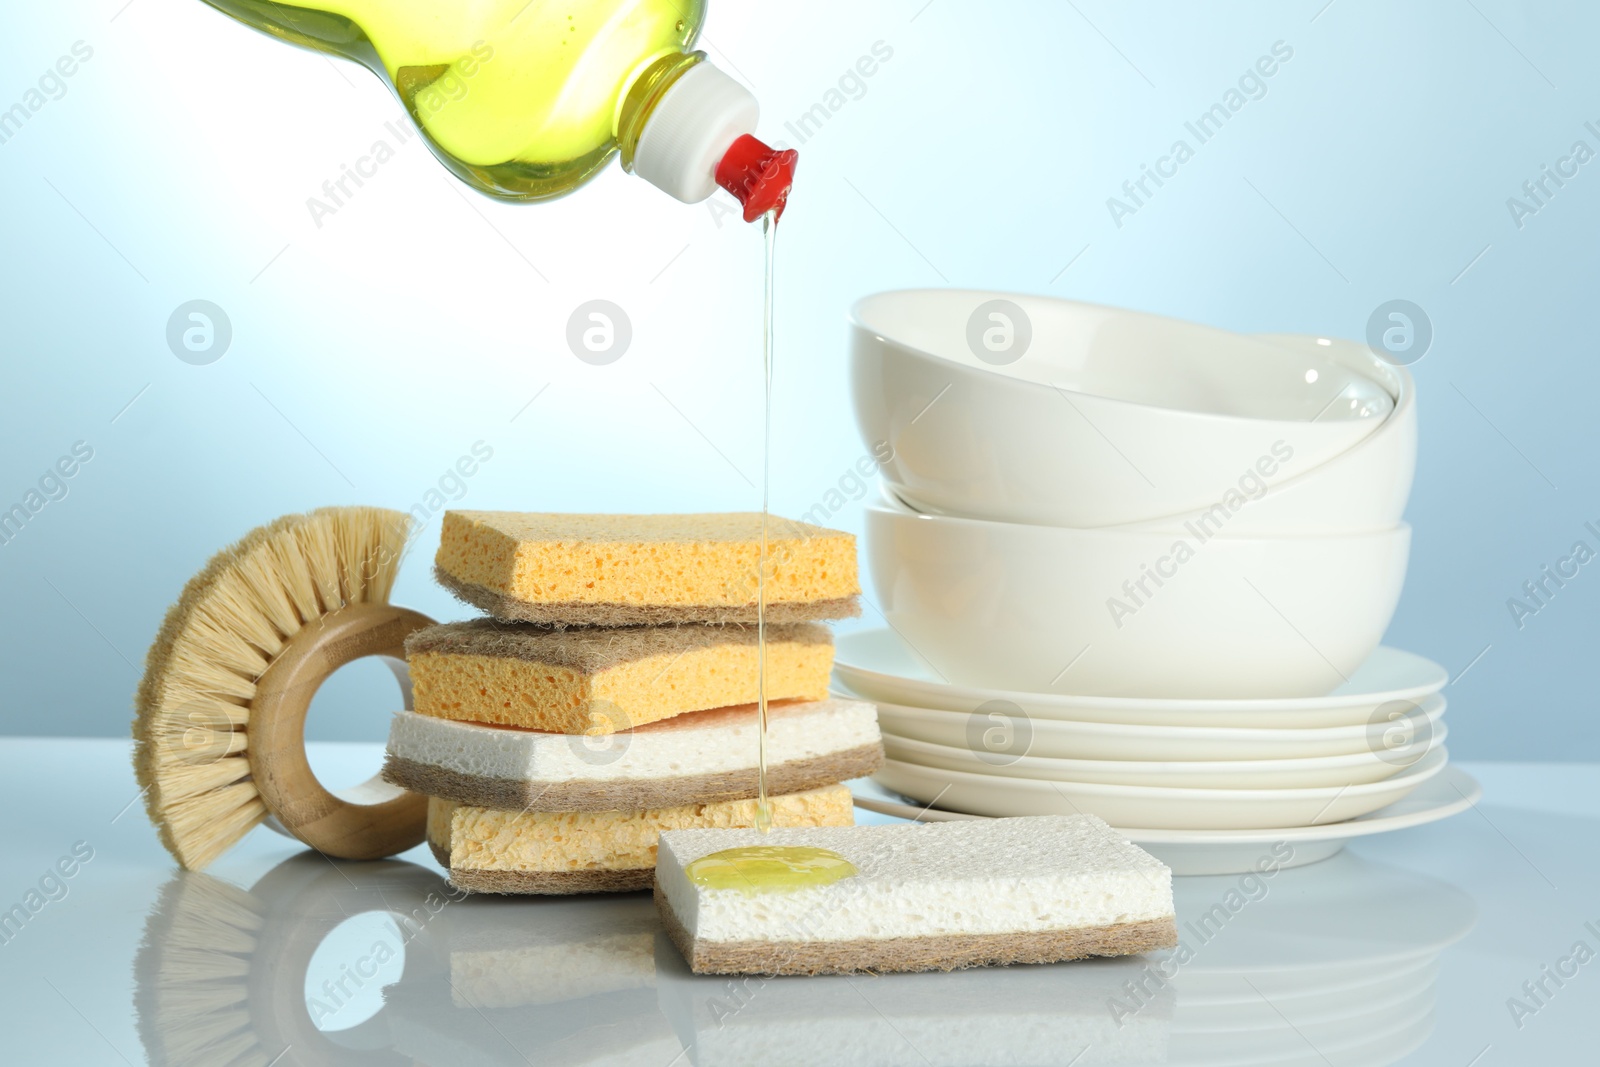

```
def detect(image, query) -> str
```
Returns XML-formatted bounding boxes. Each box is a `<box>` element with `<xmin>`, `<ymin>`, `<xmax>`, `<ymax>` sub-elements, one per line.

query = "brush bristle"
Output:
<box><xmin>133</xmin><ymin>507</ymin><xmax>413</xmax><ymax>870</ymax></box>
<box><xmin>133</xmin><ymin>872</ymin><xmax>270</xmax><ymax>1067</ymax></box>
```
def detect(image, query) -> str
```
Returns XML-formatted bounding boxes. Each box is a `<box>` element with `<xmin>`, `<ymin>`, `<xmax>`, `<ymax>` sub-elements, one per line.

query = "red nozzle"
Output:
<box><xmin>715</xmin><ymin>134</ymin><xmax>798</xmax><ymax>222</ymax></box>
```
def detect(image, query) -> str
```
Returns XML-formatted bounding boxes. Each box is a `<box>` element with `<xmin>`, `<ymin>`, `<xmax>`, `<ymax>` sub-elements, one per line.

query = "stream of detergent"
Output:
<box><xmin>756</xmin><ymin>208</ymin><xmax>777</xmax><ymax>833</ymax></box>
<box><xmin>682</xmin><ymin>211</ymin><xmax>868</xmax><ymax>889</ymax></box>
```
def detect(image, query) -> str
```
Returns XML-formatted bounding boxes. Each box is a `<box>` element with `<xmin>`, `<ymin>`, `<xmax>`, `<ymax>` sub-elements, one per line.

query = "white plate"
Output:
<box><xmin>852</xmin><ymin>763</ymin><xmax>1480</xmax><ymax>875</ymax></box>
<box><xmin>835</xmin><ymin>628</ymin><xmax>1447</xmax><ymax>728</ymax></box>
<box><xmin>872</xmin><ymin>746</ymin><xmax>1448</xmax><ymax>830</ymax></box>
<box><xmin>861</xmin><ymin>691</ymin><xmax>1446</xmax><ymax>762</ymax></box>
<box><xmin>879</xmin><ymin>723</ymin><xmax>1446</xmax><ymax>789</ymax></box>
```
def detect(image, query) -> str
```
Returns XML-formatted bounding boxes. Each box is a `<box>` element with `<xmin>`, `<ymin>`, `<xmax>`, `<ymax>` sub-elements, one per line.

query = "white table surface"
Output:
<box><xmin>1</xmin><ymin>739</ymin><xmax>1594</xmax><ymax>1066</ymax></box>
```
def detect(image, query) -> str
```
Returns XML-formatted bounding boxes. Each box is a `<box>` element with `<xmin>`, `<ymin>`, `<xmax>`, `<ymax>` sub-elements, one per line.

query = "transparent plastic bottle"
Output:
<box><xmin>199</xmin><ymin>0</ymin><xmax>796</xmax><ymax>218</ymax></box>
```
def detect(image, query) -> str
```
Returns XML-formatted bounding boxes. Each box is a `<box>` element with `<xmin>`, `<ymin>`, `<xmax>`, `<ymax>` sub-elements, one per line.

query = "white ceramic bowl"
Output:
<box><xmin>862</xmin><ymin>693</ymin><xmax>1447</xmax><ymax>761</ymax></box>
<box><xmin>878</xmin><ymin>724</ymin><xmax>1444</xmax><ymax>789</ymax></box>
<box><xmin>835</xmin><ymin>630</ymin><xmax>1447</xmax><ymax>729</ymax></box>
<box><xmin>866</xmin><ymin>499</ymin><xmax>1411</xmax><ymax>698</ymax></box>
<box><xmin>851</xmin><ymin>290</ymin><xmax>1393</xmax><ymax>528</ymax></box>
<box><xmin>1109</xmin><ymin>334</ymin><xmax>1417</xmax><ymax>535</ymax></box>
<box><xmin>874</xmin><ymin>747</ymin><xmax>1448</xmax><ymax>829</ymax></box>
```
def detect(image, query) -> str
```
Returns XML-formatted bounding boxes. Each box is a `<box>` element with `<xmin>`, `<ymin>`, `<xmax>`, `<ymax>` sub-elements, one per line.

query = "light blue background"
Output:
<box><xmin>1</xmin><ymin>0</ymin><xmax>1595</xmax><ymax>758</ymax></box>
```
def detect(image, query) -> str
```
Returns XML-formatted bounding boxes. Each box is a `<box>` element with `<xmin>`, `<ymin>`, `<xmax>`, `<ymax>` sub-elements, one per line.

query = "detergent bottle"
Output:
<box><xmin>199</xmin><ymin>0</ymin><xmax>797</xmax><ymax>219</ymax></box>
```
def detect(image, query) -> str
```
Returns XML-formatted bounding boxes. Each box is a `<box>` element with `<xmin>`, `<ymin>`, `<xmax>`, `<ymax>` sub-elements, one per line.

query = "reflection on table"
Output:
<box><xmin>132</xmin><ymin>847</ymin><xmax>1474</xmax><ymax>1066</ymax></box>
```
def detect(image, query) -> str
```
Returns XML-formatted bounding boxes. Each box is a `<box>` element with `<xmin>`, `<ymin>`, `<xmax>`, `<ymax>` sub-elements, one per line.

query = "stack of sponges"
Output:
<box><xmin>385</xmin><ymin>510</ymin><xmax>882</xmax><ymax>894</ymax></box>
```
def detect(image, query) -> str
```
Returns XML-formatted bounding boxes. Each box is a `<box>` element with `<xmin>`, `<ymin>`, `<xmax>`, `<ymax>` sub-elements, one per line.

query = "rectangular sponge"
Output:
<box><xmin>428</xmin><ymin>785</ymin><xmax>856</xmax><ymax>895</ymax></box>
<box><xmin>405</xmin><ymin>619</ymin><xmax>834</xmax><ymax>732</ymax></box>
<box><xmin>385</xmin><ymin>698</ymin><xmax>883</xmax><ymax>812</ymax></box>
<box><xmin>434</xmin><ymin>511</ymin><xmax>861</xmax><ymax>626</ymax></box>
<box><xmin>656</xmin><ymin>815</ymin><xmax>1177</xmax><ymax>975</ymax></box>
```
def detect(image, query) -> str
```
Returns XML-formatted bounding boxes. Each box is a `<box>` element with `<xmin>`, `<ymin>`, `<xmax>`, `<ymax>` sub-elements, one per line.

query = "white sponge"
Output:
<box><xmin>656</xmin><ymin>815</ymin><xmax>1176</xmax><ymax>975</ymax></box>
<box><xmin>385</xmin><ymin>698</ymin><xmax>883</xmax><ymax>811</ymax></box>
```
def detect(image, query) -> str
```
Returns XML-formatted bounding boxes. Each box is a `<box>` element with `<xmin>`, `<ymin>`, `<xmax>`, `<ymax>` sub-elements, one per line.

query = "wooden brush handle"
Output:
<box><xmin>249</xmin><ymin>602</ymin><xmax>435</xmax><ymax>860</ymax></box>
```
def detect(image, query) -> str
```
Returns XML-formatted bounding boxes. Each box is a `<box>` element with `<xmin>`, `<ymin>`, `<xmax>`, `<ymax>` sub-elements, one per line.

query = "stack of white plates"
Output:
<box><xmin>840</xmin><ymin>629</ymin><xmax>1479</xmax><ymax>875</ymax></box>
<box><xmin>844</xmin><ymin>291</ymin><xmax>1477</xmax><ymax>874</ymax></box>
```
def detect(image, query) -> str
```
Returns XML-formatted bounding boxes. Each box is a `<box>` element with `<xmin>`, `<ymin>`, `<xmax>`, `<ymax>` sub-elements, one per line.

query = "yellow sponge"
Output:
<box><xmin>406</xmin><ymin>620</ymin><xmax>833</xmax><ymax>732</ymax></box>
<box><xmin>427</xmin><ymin>785</ymin><xmax>855</xmax><ymax>894</ymax></box>
<box><xmin>434</xmin><ymin>511</ymin><xmax>860</xmax><ymax>626</ymax></box>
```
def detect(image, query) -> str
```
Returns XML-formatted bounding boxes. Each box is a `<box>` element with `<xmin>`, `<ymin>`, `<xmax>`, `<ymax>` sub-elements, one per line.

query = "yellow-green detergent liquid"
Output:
<box><xmin>755</xmin><ymin>209</ymin><xmax>777</xmax><ymax>834</ymax></box>
<box><xmin>686</xmin><ymin>845</ymin><xmax>857</xmax><ymax>894</ymax></box>
<box><xmin>200</xmin><ymin>0</ymin><xmax>708</xmax><ymax>199</ymax></box>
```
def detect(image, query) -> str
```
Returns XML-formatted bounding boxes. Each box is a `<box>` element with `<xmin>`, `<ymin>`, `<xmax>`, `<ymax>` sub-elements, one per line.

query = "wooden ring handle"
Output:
<box><xmin>249</xmin><ymin>602</ymin><xmax>435</xmax><ymax>860</ymax></box>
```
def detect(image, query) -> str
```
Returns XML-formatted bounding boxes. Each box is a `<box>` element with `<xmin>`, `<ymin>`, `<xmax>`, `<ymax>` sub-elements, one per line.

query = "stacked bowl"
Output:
<box><xmin>842</xmin><ymin>289</ymin><xmax>1470</xmax><ymax>873</ymax></box>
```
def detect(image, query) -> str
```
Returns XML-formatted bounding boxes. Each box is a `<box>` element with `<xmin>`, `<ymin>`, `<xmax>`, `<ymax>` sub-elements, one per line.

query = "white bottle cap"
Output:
<box><xmin>633</xmin><ymin>61</ymin><xmax>758</xmax><ymax>204</ymax></box>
